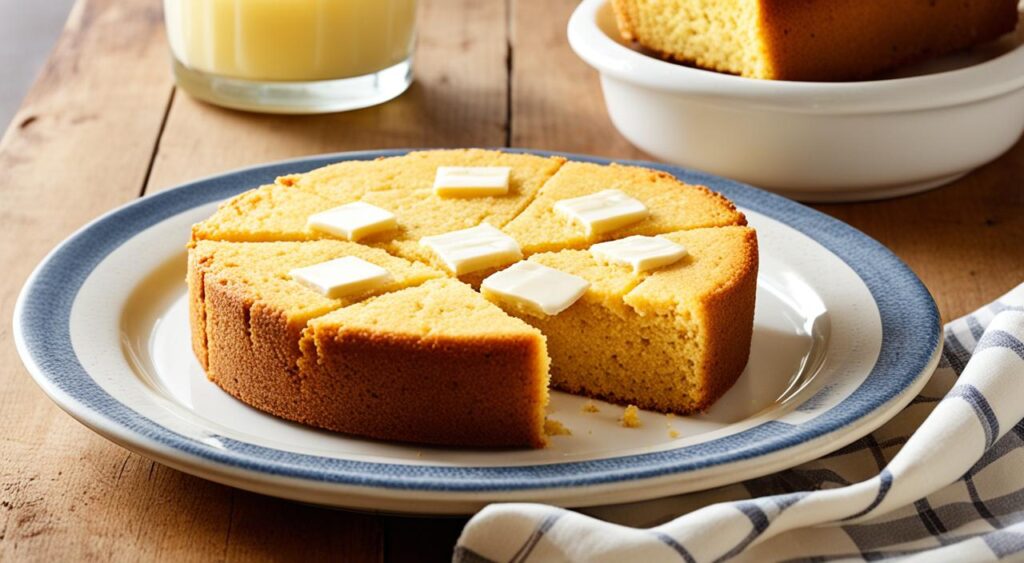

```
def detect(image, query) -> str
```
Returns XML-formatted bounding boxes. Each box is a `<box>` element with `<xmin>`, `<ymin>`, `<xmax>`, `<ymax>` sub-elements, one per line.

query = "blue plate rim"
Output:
<box><xmin>13</xmin><ymin>148</ymin><xmax>941</xmax><ymax>492</ymax></box>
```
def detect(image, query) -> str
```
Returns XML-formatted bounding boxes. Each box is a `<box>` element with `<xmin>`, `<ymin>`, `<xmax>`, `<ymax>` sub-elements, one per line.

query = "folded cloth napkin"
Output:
<box><xmin>455</xmin><ymin>283</ymin><xmax>1024</xmax><ymax>562</ymax></box>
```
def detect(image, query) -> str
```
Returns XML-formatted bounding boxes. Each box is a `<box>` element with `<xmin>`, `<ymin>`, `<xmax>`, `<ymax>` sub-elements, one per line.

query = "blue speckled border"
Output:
<box><xmin>14</xmin><ymin>149</ymin><xmax>941</xmax><ymax>492</ymax></box>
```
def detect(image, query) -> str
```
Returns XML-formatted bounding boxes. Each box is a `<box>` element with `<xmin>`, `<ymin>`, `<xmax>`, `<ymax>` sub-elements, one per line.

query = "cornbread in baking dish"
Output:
<box><xmin>187</xmin><ymin>149</ymin><xmax>758</xmax><ymax>448</ymax></box>
<box><xmin>611</xmin><ymin>0</ymin><xmax>1020</xmax><ymax>81</ymax></box>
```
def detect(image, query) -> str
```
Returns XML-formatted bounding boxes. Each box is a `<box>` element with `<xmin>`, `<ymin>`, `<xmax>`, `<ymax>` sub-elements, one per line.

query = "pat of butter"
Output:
<box><xmin>290</xmin><ymin>256</ymin><xmax>392</xmax><ymax>299</ymax></box>
<box><xmin>590</xmin><ymin>235</ymin><xmax>687</xmax><ymax>272</ymax></box>
<box><xmin>307</xmin><ymin>202</ymin><xmax>397</xmax><ymax>241</ymax></box>
<box><xmin>553</xmin><ymin>189</ymin><xmax>649</xmax><ymax>236</ymax></box>
<box><xmin>482</xmin><ymin>261</ymin><xmax>590</xmax><ymax>316</ymax></box>
<box><xmin>433</xmin><ymin>166</ymin><xmax>511</xmax><ymax>197</ymax></box>
<box><xmin>420</xmin><ymin>223</ymin><xmax>522</xmax><ymax>275</ymax></box>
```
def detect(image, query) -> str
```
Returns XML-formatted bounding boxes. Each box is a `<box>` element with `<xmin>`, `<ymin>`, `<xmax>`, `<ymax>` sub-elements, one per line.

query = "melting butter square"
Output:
<box><xmin>591</xmin><ymin>235</ymin><xmax>687</xmax><ymax>272</ymax></box>
<box><xmin>420</xmin><ymin>223</ymin><xmax>522</xmax><ymax>275</ymax></box>
<box><xmin>553</xmin><ymin>189</ymin><xmax>649</xmax><ymax>237</ymax></box>
<box><xmin>482</xmin><ymin>261</ymin><xmax>590</xmax><ymax>317</ymax></box>
<box><xmin>290</xmin><ymin>256</ymin><xmax>393</xmax><ymax>298</ymax></box>
<box><xmin>307</xmin><ymin>202</ymin><xmax>397</xmax><ymax>241</ymax></box>
<box><xmin>433</xmin><ymin>166</ymin><xmax>512</xmax><ymax>197</ymax></box>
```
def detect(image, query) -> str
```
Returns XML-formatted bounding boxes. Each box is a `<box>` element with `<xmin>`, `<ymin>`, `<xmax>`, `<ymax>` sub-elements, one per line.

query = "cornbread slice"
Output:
<box><xmin>188</xmin><ymin>240</ymin><xmax>442</xmax><ymax>417</ymax></box>
<box><xmin>191</xmin><ymin>149</ymin><xmax>564</xmax><ymax>245</ymax></box>
<box><xmin>298</xmin><ymin>279</ymin><xmax>550</xmax><ymax>448</ymax></box>
<box><xmin>612</xmin><ymin>0</ymin><xmax>1019</xmax><ymax>81</ymax></box>
<box><xmin>191</xmin><ymin>184</ymin><xmax>340</xmax><ymax>243</ymax></box>
<box><xmin>503</xmin><ymin>161</ymin><xmax>745</xmax><ymax>254</ymax></box>
<box><xmin>359</xmin><ymin>151</ymin><xmax>564</xmax><ymax>240</ymax></box>
<box><xmin>491</xmin><ymin>226</ymin><xmax>758</xmax><ymax>414</ymax></box>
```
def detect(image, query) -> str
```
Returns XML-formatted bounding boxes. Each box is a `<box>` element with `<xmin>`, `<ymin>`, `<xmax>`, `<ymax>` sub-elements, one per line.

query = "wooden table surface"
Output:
<box><xmin>1</xmin><ymin>0</ymin><xmax>1021</xmax><ymax>560</ymax></box>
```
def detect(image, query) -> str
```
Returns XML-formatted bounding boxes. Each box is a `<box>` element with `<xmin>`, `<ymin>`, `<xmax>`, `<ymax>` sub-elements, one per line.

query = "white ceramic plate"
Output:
<box><xmin>14</xmin><ymin>150</ymin><xmax>942</xmax><ymax>515</ymax></box>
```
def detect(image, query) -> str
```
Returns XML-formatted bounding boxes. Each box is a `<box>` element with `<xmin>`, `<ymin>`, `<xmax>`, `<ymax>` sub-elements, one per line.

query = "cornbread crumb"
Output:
<box><xmin>669</xmin><ymin>429</ymin><xmax>680</xmax><ymax>439</ymax></box>
<box><xmin>620</xmin><ymin>405</ymin><xmax>642</xmax><ymax>428</ymax></box>
<box><xmin>581</xmin><ymin>400</ymin><xmax>600</xmax><ymax>413</ymax></box>
<box><xmin>544</xmin><ymin>419</ymin><xmax>572</xmax><ymax>437</ymax></box>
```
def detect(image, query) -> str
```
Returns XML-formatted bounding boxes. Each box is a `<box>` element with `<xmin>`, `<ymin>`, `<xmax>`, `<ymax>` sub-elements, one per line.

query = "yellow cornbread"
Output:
<box><xmin>191</xmin><ymin>184</ymin><xmax>340</xmax><ymax>243</ymax></box>
<box><xmin>297</xmin><ymin>279</ymin><xmax>549</xmax><ymax>448</ymax></box>
<box><xmin>192</xmin><ymin>149</ymin><xmax>564</xmax><ymax>244</ymax></box>
<box><xmin>510</xmin><ymin>226</ymin><xmax>757</xmax><ymax>414</ymax></box>
<box><xmin>187</xmin><ymin>240</ymin><xmax>441</xmax><ymax>419</ymax></box>
<box><xmin>611</xmin><ymin>0</ymin><xmax>1018</xmax><ymax>81</ymax></box>
<box><xmin>503</xmin><ymin>161</ymin><xmax>745</xmax><ymax>254</ymax></box>
<box><xmin>187</xmin><ymin>149</ymin><xmax>757</xmax><ymax>448</ymax></box>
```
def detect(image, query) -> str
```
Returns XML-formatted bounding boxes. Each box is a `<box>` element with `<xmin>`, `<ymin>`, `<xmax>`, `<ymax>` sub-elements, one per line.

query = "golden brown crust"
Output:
<box><xmin>689</xmin><ymin>228</ymin><xmax>759</xmax><ymax>410</ymax></box>
<box><xmin>612</xmin><ymin>0</ymin><xmax>1018</xmax><ymax>81</ymax></box>
<box><xmin>758</xmin><ymin>0</ymin><xmax>1019</xmax><ymax>81</ymax></box>
<box><xmin>686</xmin><ymin>181</ymin><xmax>747</xmax><ymax>227</ymax></box>
<box><xmin>195</xmin><ymin>259</ymin><xmax>549</xmax><ymax>448</ymax></box>
<box><xmin>297</xmin><ymin>330</ymin><xmax>549</xmax><ymax>448</ymax></box>
<box><xmin>202</xmin><ymin>276</ymin><xmax>308</xmax><ymax>418</ymax></box>
<box><xmin>186</xmin><ymin>248</ymin><xmax>209</xmax><ymax>370</ymax></box>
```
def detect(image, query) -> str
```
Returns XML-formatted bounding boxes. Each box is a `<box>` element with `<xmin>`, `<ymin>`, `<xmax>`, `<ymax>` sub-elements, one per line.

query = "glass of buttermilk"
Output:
<box><xmin>163</xmin><ymin>0</ymin><xmax>417</xmax><ymax>113</ymax></box>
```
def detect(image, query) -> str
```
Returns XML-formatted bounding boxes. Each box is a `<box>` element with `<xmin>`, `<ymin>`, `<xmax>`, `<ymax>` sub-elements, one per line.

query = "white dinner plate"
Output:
<box><xmin>14</xmin><ymin>150</ymin><xmax>942</xmax><ymax>514</ymax></box>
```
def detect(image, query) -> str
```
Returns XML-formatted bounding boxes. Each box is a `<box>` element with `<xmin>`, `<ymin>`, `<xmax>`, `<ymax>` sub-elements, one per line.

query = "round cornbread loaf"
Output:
<box><xmin>187</xmin><ymin>149</ymin><xmax>757</xmax><ymax>448</ymax></box>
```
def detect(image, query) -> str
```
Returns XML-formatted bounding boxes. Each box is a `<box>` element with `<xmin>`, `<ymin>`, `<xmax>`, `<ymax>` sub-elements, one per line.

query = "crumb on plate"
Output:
<box><xmin>620</xmin><ymin>405</ymin><xmax>642</xmax><ymax>428</ymax></box>
<box><xmin>544</xmin><ymin>418</ymin><xmax>572</xmax><ymax>436</ymax></box>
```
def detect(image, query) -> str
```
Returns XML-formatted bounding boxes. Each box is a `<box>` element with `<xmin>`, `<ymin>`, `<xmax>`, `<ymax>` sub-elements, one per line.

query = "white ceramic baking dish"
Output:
<box><xmin>568</xmin><ymin>0</ymin><xmax>1024</xmax><ymax>201</ymax></box>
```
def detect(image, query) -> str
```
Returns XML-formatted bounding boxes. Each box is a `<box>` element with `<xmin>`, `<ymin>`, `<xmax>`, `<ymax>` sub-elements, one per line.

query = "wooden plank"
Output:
<box><xmin>509</xmin><ymin>0</ymin><xmax>646</xmax><ymax>159</ymax></box>
<box><xmin>0</xmin><ymin>0</ymin><xmax>385</xmax><ymax>561</ymax></box>
<box><xmin>144</xmin><ymin>0</ymin><xmax>509</xmax><ymax>194</ymax></box>
<box><xmin>0</xmin><ymin>0</ymin><xmax>176</xmax><ymax>558</ymax></box>
<box><xmin>812</xmin><ymin>136</ymin><xmax>1024</xmax><ymax>322</ymax></box>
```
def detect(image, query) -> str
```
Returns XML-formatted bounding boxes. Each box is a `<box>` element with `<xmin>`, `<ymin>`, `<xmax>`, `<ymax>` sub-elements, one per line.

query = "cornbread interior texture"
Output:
<box><xmin>515</xmin><ymin>227</ymin><xmax>757</xmax><ymax>413</ymax></box>
<box><xmin>187</xmin><ymin>149</ymin><xmax>758</xmax><ymax>448</ymax></box>
<box><xmin>611</xmin><ymin>0</ymin><xmax>1019</xmax><ymax>81</ymax></box>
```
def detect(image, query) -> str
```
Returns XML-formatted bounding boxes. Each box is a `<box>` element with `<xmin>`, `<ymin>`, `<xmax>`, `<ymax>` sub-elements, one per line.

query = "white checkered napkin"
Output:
<box><xmin>455</xmin><ymin>283</ymin><xmax>1024</xmax><ymax>563</ymax></box>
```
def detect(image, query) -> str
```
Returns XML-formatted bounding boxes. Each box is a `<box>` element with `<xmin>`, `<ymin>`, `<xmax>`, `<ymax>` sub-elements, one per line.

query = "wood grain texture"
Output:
<box><xmin>510</xmin><ymin>0</ymin><xmax>648</xmax><ymax>159</ymax></box>
<box><xmin>812</xmin><ymin>137</ymin><xmax>1024</xmax><ymax>322</ymax></box>
<box><xmin>2</xmin><ymin>0</ymin><xmax>1022</xmax><ymax>560</ymax></box>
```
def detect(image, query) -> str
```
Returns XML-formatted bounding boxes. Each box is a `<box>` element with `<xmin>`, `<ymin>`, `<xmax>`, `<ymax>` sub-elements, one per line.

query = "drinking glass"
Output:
<box><xmin>163</xmin><ymin>0</ymin><xmax>417</xmax><ymax>113</ymax></box>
